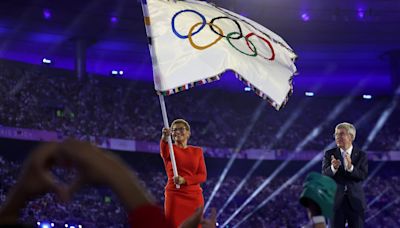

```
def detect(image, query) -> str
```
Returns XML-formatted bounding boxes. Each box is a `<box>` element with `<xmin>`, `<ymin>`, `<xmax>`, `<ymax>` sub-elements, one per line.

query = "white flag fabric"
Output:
<box><xmin>142</xmin><ymin>0</ymin><xmax>297</xmax><ymax>109</ymax></box>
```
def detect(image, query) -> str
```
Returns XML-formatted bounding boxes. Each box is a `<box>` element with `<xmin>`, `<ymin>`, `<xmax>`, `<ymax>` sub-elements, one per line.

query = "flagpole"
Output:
<box><xmin>159</xmin><ymin>94</ymin><xmax>180</xmax><ymax>189</ymax></box>
<box><xmin>140</xmin><ymin>0</ymin><xmax>180</xmax><ymax>189</ymax></box>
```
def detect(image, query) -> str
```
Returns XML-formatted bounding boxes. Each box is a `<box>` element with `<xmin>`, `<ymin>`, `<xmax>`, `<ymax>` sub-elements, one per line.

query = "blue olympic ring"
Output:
<box><xmin>171</xmin><ymin>9</ymin><xmax>206</xmax><ymax>39</ymax></box>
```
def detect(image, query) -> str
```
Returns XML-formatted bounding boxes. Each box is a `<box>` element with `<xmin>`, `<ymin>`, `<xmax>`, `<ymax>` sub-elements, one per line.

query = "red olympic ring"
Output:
<box><xmin>245</xmin><ymin>33</ymin><xmax>275</xmax><ymax>61</ymax></box>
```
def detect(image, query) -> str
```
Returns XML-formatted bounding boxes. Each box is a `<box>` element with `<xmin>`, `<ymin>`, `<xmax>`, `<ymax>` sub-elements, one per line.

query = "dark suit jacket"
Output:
<box><xmin>322</xmin><ymin>146</ymin><xmax>368</xmax><ymax>212</ymax></box>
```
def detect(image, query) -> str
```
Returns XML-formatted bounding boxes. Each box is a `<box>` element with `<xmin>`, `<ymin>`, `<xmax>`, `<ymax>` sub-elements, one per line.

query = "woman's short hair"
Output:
<box><xmin>171</xmin><ymin>119</ymin><xmax>191</xmax><ymax>131</ymax></box>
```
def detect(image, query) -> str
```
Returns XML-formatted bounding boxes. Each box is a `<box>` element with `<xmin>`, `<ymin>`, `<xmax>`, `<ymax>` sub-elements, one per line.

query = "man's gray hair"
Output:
<box><xmin>335</xmin><ymin>122</ymin><xmax>356</xmax><ymax>140</ymax></box>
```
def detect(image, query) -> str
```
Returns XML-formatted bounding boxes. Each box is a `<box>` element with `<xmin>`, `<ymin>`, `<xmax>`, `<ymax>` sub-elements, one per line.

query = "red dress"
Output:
<box><xmin>128</xmin><ymin>204</ymin><xmax>173</xmax><ymax>228</ymax></box>
<box><xmin>160</xmin><ymin>140</ymin><xmax>207</xmax><ymax>228</ymax></box>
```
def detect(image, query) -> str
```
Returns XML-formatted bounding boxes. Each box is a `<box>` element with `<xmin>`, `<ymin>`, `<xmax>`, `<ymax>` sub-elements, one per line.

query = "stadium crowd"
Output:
<box><xmin>1</xmin><ymin>60</ymin><xmax>399</xmax><ymax>152</ymax></box>
<box><xmin>1</xmin><ymin>154</ymin><xmax>399</xmax><ymax>227</ymax></box>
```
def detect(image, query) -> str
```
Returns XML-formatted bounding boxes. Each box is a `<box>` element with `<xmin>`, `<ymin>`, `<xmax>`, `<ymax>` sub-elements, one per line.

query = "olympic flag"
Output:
<box><xmin>142</xmin><ymin>0</ymin><xmax>297</xmax><ymax>109</ymax></box>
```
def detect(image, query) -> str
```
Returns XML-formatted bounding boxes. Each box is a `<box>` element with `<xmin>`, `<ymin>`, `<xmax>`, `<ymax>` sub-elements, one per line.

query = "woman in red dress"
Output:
<box><xmin>160</xmin><ymin>119</ymin><xmax>207</xmax><ymax>228</ymax></box>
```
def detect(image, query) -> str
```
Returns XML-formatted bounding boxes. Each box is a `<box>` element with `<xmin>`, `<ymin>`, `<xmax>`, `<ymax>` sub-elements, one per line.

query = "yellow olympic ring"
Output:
<box><xmin>188</xmin><ymin>22</ymin><xmax>224</xmax><ymax>50</ymax></box>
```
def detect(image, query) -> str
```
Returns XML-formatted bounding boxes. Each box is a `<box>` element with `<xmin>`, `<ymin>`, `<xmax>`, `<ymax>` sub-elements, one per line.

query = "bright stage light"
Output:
<box><xmin>42</xmin><ymin>58</ymin><xmax>52</xmax><ymax>64</ymax></box>
<box><xmin>43</xmin><ymin>9</ymin><xmax>52</xmax><ymax>20</ymax></box>
<box><xmin>305</xmin><ymin>91</ymin><xmax>314</xmax><ymax>97</ymax></box>
<box><xmin>363</xmin><ymin>94</ymin><xmax>372</xmax><ymax>99</ymax></box>
<box><xmin>111</xmin><ymin>70</ymin><xmax>124</xmax><ymax>76</ymax></box>
<box><xmin>301</xmin><ymin>13</ymin><xmax>310</xmax><ymax>21</ymax></box>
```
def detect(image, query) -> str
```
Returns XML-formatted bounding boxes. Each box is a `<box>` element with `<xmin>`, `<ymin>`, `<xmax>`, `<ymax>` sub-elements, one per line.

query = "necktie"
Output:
<box><xmin>342</xmin><ymin>151</ymin><xmax>347</xmax><ymax>170</ymax></box>
<box><xmin>337</xmin><ymin>151</ymin><xmax>343</xmax><ymax>170</ymax></box>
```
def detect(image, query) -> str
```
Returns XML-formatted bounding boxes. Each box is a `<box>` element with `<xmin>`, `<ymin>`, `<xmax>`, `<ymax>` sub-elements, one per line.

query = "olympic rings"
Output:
<box><xmin>171</xmin><ymin>9</ymin><xmax>275</xmax><ymax>61</ymax></box>
<box><xmin>245</xmin><ymin>33</ymin><xmax>275</xmax><ymax>60</ymax></box>
<box><xmin>226</xmin><ymin>32</ymin><xmax>257</xmax><ymax>57</ymax></box>
<box><xmin>209</xmin><ymin>16</ymin><xmax>243</xmax><ymax>39</ymax></box>
<box><xmin>188</xmin><ymin>22</ymin><xmax>224</xmax><ymax>50</ymax></box>
<box><xmin>172</xmin><ymin>9</ymin><xmax>206</xmax><ymax>39</ymax></box>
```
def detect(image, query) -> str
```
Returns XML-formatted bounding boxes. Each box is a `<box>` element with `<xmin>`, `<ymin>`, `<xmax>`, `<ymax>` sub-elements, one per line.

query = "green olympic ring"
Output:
<box><xmin>226</xmin><ymin>32</ymin><xmax>257</xmax><ymax>57</ymax></box>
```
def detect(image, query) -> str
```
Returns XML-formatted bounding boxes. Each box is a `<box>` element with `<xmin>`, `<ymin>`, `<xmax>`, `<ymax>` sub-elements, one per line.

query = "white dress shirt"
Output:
<box><xmin>331</xmin><ymin>145</ymin><xmax>354</xmax><ymax>174</ymax></box>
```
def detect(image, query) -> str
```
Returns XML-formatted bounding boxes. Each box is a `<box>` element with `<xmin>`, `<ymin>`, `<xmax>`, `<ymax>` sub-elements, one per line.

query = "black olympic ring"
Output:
<box><xmin>226</xmin><ymin>32</ymin><xmax>257</xmax><ymax>57</ymax></box>
<box><xmin>209</xmin><ymin>16</ymin><xmax>243</xmax><ymax>40</ymax></box>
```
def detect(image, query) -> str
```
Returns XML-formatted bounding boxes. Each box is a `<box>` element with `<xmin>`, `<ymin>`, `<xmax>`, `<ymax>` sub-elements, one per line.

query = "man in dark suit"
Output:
<box><xmin>322</xmin><ymin>122</ymin><xmax>368</xmax><ymax>228</ymax></box>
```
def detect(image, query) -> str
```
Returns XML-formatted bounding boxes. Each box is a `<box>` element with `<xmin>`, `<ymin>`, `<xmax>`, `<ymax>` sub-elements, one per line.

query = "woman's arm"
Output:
<box><xmin>160</xmin><ymin>128</ymin><xmax>171</xmax><ymax>159</ymax></box>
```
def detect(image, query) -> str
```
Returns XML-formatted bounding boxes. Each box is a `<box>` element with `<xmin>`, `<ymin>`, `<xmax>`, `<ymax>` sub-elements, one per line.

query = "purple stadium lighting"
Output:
<box><xmin>240</xmin><ymin>12</ymin><xmax>248</xmax><ymax>17</ymax></box>
<box><xmin>357</xmin><ymin>8</ymin><xmax>365</xmax><ymax>19</ymax></box>
<box><xmin>301</xmin><ymin>13</ymin><xmax>310</xmax><ymax>22</ymax></box>
<box><xmin>43</xmin><ymin>9</ymin><xmax>52</xmax><ymax>20</ymax></box>
<box><xmin>110</xmin><ymin>16</ymin><xmax>118</xmax><ymax>24</ymax></box>
<box><xmin>37</xmin><ymin>221</ymin><xmax>54</xmax><ymax>228</ymax></box>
